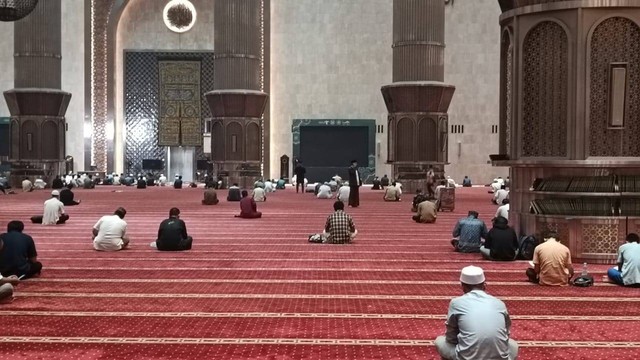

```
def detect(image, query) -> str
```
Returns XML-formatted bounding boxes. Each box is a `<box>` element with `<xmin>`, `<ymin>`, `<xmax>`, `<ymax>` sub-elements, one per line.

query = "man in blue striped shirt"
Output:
<box><xmin>451</xmin><ymin>211</ymin><xmax>488</xmax><ymax>253</ymax></box>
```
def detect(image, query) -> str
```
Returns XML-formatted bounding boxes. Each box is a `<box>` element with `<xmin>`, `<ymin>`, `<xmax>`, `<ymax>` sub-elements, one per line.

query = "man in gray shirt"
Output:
<box><xmin>435</xmin><ymin>266</ymin><xmax>519</xmax><ymax>360</ymax></box>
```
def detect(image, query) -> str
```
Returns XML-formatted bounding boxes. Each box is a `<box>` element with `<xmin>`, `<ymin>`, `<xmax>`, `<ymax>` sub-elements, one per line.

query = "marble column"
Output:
<box><xmin>206</xmin><ymin>0</ymin><xmax>268</xmax><ymax>188</ymax></box>
<box><xmin>381</xmin><ymin>0</ymin><xmax>455</xmax><ymax>193</ymax></box>
<box><xmin>4</xmin><ymin>0</ymin><xmax>70</xmax><ymax>182</ymax></box>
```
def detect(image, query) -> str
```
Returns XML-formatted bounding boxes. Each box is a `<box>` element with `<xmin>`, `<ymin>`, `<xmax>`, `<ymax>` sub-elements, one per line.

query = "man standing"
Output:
<box><xmin>152</xmin><ymin>208</ymin><xmax>193</xmax><ymax>251</ymax></box>
<box><xmin>294</xmin><ymin>161</ymin><xmax>306</xmax><ymax>194</ymax></box>
<box><xmin>426</xmin><ymin>165</ymin><xmax>435</xmax><ymax>198</ymax></box>
<box><xmin>92</xmin><ymin>207</ymin><xmax>129</xmax><ymax>251</ymax></box>
<box><xmin>412</xmin><ymin>200</ymin><xmax>437</xmax><ymax>224</ymax></box>
<box><xmin>236</xmin><ymin>190</ymin><xmax>262</xmax><ymax>218</ymax></box>
<box><xmin>435</xmin><ymin>266</ymin><xmax>518</xmax><ymax>360</ymax></box>
<box><xmin>348</xmin><ymin>160</ymin><xmax>361</xmax><ymax>207</ymax></box>
<box><xmin>31</xmin><ymin>190</ymin><xmax>69</xmax><ymax>225</ymax></box>
<box><xmin>526</xmin><ymin>232</ymin><xmax>574</xmax><ymax>286</ymax></box>
<box><xmin>480</xmin><ymin>216</ymin><xmax>519</xmax><ymax>261</ymax></box>
<box><xmin>607</xmin><ymin>233</ymin><xmax>640</xmax><ymax>286</ymax></box>
<box><xmin>324</xmin><ymin>201</ymin><xmax>357</xmax><ymax>244</ymax></box>
<box><xmin>0</xmin><ymin>221</ymin><xmax>42</xmax><ymax>279</ymax></box>
<box><xmin>451</xmin><ymin>211</ymin><xmax>488</xmax><ymax>253</ymax></box>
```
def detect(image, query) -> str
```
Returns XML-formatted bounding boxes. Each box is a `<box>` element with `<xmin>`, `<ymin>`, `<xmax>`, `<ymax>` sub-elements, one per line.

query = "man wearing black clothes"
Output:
<box><xmin>60</xmin><ymin>184</ymin><xmax>81</xmax><ymax>206</ymax></box>
<box><xmin>348</xmin><ymin>160</ymin><xmax>361</xmax><ymax>207</ymax></box>
<box><xmin>52</xmin><ymin>176</ymin><xmax>64</xmax><ymax>190</ymax></box>
<box><xmin>294</xmin><ymin>161</ymin><xmax>306</xmax><ymax>194</ymax></box>
<box><xmin>174</xmin><ymin>176</ymin><xmax>183</xmax><ymax>189</ymax></box>
<box><xmin>480</xmin><ymin>216</ymin><xmax>519</xmax><ymax>261</ymax></box>
<box><xmin>152</xmin><ymin>208</ymin><xmax>193</xmax><ymax>251</ymax></box>
<box><xmin>0</xmin><ymin>221</ymin><xmax>42</xmax><ymax>279</ymax></box>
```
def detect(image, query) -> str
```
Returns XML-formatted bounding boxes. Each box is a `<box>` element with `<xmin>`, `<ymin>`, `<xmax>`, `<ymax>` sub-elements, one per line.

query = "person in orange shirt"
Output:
<box><xmin>526</xmin><ymin>232</ymin><xmax>574</xmax><ymax>286</ymax></box>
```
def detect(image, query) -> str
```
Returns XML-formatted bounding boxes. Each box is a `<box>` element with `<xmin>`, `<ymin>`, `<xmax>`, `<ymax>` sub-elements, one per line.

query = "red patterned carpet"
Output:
<box><xmin>0</xmin><ymin>186</ymin><xmax>639</xmax><ymax>359</ymax></box>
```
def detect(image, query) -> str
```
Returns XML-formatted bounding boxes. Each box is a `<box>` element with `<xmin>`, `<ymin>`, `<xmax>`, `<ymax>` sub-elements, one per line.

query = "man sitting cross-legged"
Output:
<box><xmin>151</xmin><ymin>207</ymin><xmax>193</xmax><ymax>251</ymax></box>
<box><xmin>31</xmin><ymin>190</ymin><xmax>69</xmax><ymax>225</ymax></box>
<box><xmin>323</xmin><ymin>201</ymin><xmax>357</xmax><ymax>244</ymax></box>
<box><xmin>451</xmin><ymin>211</ymin><xmax>488</xmax><ymax>253</ymax></box>
<box><xmin>60</xmin><ymin>184</ymin><xmax>81</xmax><ymax>206</ymax></box>
<box><xmin>202</xmin><ymin>188</ymin><xmax>220</xmax><ymax>205</ymax></box>
<box><xmin>607</xmin><ymin>233</ymin><xmax>640</xmax><ymax>286</ymax></box>
<box><xmin>526</xmin><ymin>231</ymin><xmax>574</xmax><ymax>286</ymax></box>
<box><xmin>435</xmin><ymin>266</ymin><xmax>518</xmax><ymax>360</ymax></box>
<box><xmin>383</xmin><ymin>181</ymin><xmax>401</xmax><ymax>201</ymax></box>
<box><xmin>92</xmin><ymin>207</ymin><xmax>130</xmax><ymax>251</ymax></box>
<box><xmin>480</xmin><ymin>216</ymin><xmax>519</xmax><ymax>261</ymax></box>
<box><xmin>0</xmin><ymin>221</ymin><xmax>42</xmax><ymax>279</ymax></box>
<box><xmin>235</xmin><ymin>190</ymin><xmax>262</xmax><ymax>219</ymax></box>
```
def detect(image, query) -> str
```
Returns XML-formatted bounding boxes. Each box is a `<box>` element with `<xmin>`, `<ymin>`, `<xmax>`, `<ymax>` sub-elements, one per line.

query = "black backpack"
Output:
<box><xmin>517</xmin><ymin>235</ymin><xmax>540</xmax><ymax>260</ymax></box>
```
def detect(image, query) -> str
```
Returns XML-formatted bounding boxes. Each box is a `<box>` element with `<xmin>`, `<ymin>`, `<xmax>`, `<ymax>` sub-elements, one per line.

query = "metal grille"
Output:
<box><xmin>521</xmin><ymin>21</ymin><xmax>568</xmax><ymax>157</ymax></box>
<box><xmin>582</xmin><ymin>224</ymin><xmax>620</xmax><ymax>254</ymax></box>
<box><xmin>589</xmin><ymin>17</ymin><xmax>640</xmax><ymax>157</ymax></box>
<box><xmin>124</xmin><ymin>51</ymin><xmax>214</xmax><ymax>175</ymax></box>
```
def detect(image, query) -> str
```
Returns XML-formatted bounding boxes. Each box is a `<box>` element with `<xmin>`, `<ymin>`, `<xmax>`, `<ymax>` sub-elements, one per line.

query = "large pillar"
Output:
<box><xmin>381</xmin><ymin>0</ymin><xmax>455</xmax><ymax>193</ymax></box>
<box><xmin>4</xmin><ymin>0</ymin><xmax>71</xmax><ymax>184</ymax></box>
<box><xmin>206</xmin><ymin>0</ymin><xmax>268</xmax><ymax>188</ymax></box>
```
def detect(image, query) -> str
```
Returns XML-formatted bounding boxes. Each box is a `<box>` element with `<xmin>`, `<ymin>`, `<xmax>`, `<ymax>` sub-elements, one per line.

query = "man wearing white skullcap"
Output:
<box><xmin>30</xmin><ymin>190</ymin><xmax>70</xmax><ymax>225</ymax></box>
<box><xmin>435</xmin><ymin>266</ymin><xmax>518</xmax><ymax>360</ymax></box>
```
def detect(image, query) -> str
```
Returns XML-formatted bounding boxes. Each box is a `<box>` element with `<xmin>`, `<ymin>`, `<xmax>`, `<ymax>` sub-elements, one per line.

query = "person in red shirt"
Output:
<box><xmin>235</xmin><ymin>190</ymin><xmax>262</xmax><ymax>219</ymax></box>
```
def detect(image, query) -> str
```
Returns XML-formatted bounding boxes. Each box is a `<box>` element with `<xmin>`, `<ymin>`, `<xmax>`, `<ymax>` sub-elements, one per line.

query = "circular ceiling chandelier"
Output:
<box><xmin>0</xmin><ymin>0</ymin><xmax>39</xmax><ymax>22</ymax></box>
<box><xmin>163</xmin><ymin>0</ymin><xmax>197</xmax><ymax>33</ymax></box>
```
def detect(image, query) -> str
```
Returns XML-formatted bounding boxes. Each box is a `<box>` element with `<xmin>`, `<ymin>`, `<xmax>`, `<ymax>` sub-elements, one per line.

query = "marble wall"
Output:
<box><xmin>0</xmin><ymin>22</ymin><xmax>12</xmax><ymax>118</ymax></box>
<box><xmin>114</xmin><ymin>0</ymin><xmax>215</xmax><ymax>172</ymax></box>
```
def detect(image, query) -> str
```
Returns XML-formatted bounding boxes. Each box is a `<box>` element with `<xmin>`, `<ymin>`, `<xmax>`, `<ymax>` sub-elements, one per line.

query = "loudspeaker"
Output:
<box><xmin>142</xmin><ymin>159</ymin><xmax>164</xmax><ymax>170</ymax></box>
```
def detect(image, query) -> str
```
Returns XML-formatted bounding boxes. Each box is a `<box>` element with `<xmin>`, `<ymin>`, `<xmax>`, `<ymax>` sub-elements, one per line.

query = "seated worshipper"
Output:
<box><xmin>0</xmin><ymin>221</ymin><xmax>42</xmax><ymax>279</ymax></box>
<box><xmin>157</xmin><ymin>174</ymin><xmax>167</xmax><ymax>186</ymax></box>
<box><xmin>60</xmin><ymin>184</ymin><xmax>81</xmax><ymax>206</ymax></box>
<box><xmin>34</xmin><ymin>177</ymin><xmax>46</xmax><ymax>190</ymax></box>
<box><xmin>314</xmin><ymin>182</ymin><xmax>322</xmax><ymax>196</ymax></box>
<box><xmin>264</xmin><ymin>179</ymin><xmax>275</xmax><ymax>193</ymax></box>
<box><xmin>74</xmin><ymin>174</ymin><xmax>83</xmax><ymax>188</ymax></box>
<box><xmin>136</xmin><ymin>176</ymin><xmax>147</xmax><ymax>189</ymax></box>
<box><xmin>412</xmin><ymin>200</ymin><xmax>437</xmax><ymax>224</ymax></box>
<box><xmin>52</xmin><ymin>175</ymin><xmax>64</xmax><ymax>190</ymax></box>
<box><xmin>446</xmin><ymin>176</ymin><xmax>457</xmax><ymax>187</ymax></box>
<box><xmin>332</xmin><ymin>174</ymin><xmax>343</xmax><ymax>186</ymax></box>
<box><xmin>254</xmin><ymin>179</ymin><xmax>265</xmax><ymax>189</ymax></box>
<box><xmin>112</xmin><ymin>173</ymin><xmax>121</xmax><ymax>185</ymax></box>
<box><xmin>173</xmin><ymin>175</ymin><xmax>183</xmax><ymax>189</ymax></box>
<box><xmin>235</xmin><ymin>190</ymin><xmax>262</xmax><ymax>218</ymax></box>
<box><xmin>412</xmin><ymin>189</ymin><xmax>429</xmax><ymax>212</ymax></box>
<box><xmin>92</xmin><ymin>207</ymin><xmax>129</xmax><ymax>251</ymax></box>
<box><xmin>526</xmin><ymin>231</ymin><xmax>574</xmax><ymax>286</ymax></box>
<box><xmin>317</xmin><ymin>183</ymin><xmax>333</xmax><ymax>199</ymax></box>
<box><xmin>451</xmin><ymin>211</ymin><xmax>488</xmax><ymax>253</ymax></box>
<box><xmin>151</xmin><ymin>208</ymin><xmax>193</xmax><ymax>251</ymax></box>
<box><xmin>64</xmin><ymin>173</ymin><xmax>73</xmax><ymax>186</ymax></box>
<box><xmin>383</xmin><ymin>182</ymin><xmax>402</xmax><ymax>201</ymax></box>
<box><xmin>202</xmin><ymin>188</ymin><xmax>220</xmax><ymax>205</ymax></box>
<box><xmin>145</xmin><ymin>173</ymin><xmax>155</xmax><ymax>187</ymax></box>
<box><xmin>253</xmin><ymin>185</ymin><xmax>267</xmax><ymax>202</ymax></box>
<box><xmin>324</xmin><ymin>201</ymin><xmax>357</xmax><ymax>244</ymax></box>
<box><xmin>328</xmin><ymin>179</ymin><xmax>339</xmax><ymax>192</ymax></box>
<box><xmin>276</xmin><ymin>178</ymin><xmax>286</xmax><ymax>190</ymax></box>
<box><xmin>83</xmin><ymin>175</ymin><xmax>95</xmax><ymax>189</ymax></box>
<box><xmin>462</xmin><ymin>175</ymin><xmax>472</xmax><ymax>187</ymax></box>
<box><xmin>372</xmin><ymin>176</ymin><xmax>381</xmax><ymax>190</ymax></box>
<box><xmin>31</xmin><ymin>190</ymin><xmax>69</xmax><ymax>225</ymax></box>
<box><xmin>493</xmin><ymin>184</ymin><xmax>509</xmax><ymax>205</ymax></box>
<box><xmin>380</xmin><ymin>174</ymin><xmax>390</xmax><ymax>188</ymax></box>
<box><xmin>21</xmin><ymin>177</ymin><xmax>33</xmax><ymax>192</ymax></box>
<box><xmin>122</xmin><ymin>174</ymin><xmax>134</xmax><ymax>186</ymax></box>
<box><xmin>204</xmin><ymin>177</ymin><xmax>216</xmax><ymax>189</ymax></box>
<box><xmin>607</xmin><ymin>233</ymin><xmax>640</xmax><ymax>286</ymax></box>
<box><xmin>0</xmin><ymin>270</ymin><xmax>19</xmax><ymax>304</ymax></box>
<box><xmin>227</xmin><ymin>183</ymin><xmax>242</xmax><ymax>201</ymax></box>
<box><xmin>495</xmin><ymin>199</ymin><xmax>510</xmax><ymax>220</ymax></box>
<box><xmin>480</xmin><ymin>216</ymin><xmax>519</xmax><ymax>261</ymax></box>
<box><xmin>337</xmin><ymin>183</ymin><xmax>350</xmax><ymax>203</ymax></box>
<box><xmin>490</xmin><ymin>177</ymin><xmax>505</xmax><ymax>193</ymax></box>
<box><xmin>103</xmin><ymin>173</ymin><xmax>114</xmax><ymax>185</ymax></box>
<box><xmin>435</xmin><ymin>266</ymin><xmax>518</xmax><ymax>360</ymax></box>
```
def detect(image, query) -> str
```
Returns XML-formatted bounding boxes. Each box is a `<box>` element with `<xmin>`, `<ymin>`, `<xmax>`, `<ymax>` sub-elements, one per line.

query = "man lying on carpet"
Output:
<box><xmin>526</xmin><ymin>231</ymin><xmax>574</xmax><ymax>286</ymax></box>
<box><xmin>150</xmin><ymin>207</ymin><xmax>193</xmax><ymax>251</ymax></box>
<box><xmin>92</xmin><ymin>207</ymin><xmax>130</xmax><ymax>251</ymax></box>
<box><xmin>235</xmin><ymin>190</ymin><xmax>262</xmax><ymax>219</ymax></box>
<box><xmin>31</xmin><ymin>190</ymin><xmax>70</xmax><ymax>225</ymax></box>
<box><xmin>607</xmin><ymin>232</ymin><xmax>640</xmax><ymax>286</ymax></box>
<box><xmin>479</xmin><ymin>216</ymin><xmax>519</xmax><ymax>261</ymax></box>
<box><xmin>451</xmin><ymin>211</ymin><xmax>488</xmax><ymax>253</ymax></box>
<box><xmin>435</xmin><ymin>266</ymin><xmax>519</xmax><ymax>360</ymax></box>
<box><xmin>0</xmin><ymin>221</ymin><xmax>42</xmax><ymax>279</ymax></box>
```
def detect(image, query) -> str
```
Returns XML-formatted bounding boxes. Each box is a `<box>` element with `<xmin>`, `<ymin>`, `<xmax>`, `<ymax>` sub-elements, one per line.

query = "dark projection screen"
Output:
<box><xmin>299</xmin><ymin>126</ymin><xmax>368</xmax><ymax>182</ymax></box>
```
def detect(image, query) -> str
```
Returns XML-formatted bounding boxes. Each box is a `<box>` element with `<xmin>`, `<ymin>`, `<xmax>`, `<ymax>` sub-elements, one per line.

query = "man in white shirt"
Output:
<box><xmin>608</xmin><ymin>233</ymin><xmax>640</xmax><ymax>286</ymax></box>
<box><xmin>21</xmin><ymin>178</ymin><xmax>33</xmax><ymax>192</ymax></box>
<box><xmin>493</xmin><ymin>184</ymin><xmax>509</xmax><ymax>205</ymax></box>
<box><xmin>495</xmin><ymin>199</ymin><xmax>510</xmax><ymax>220</ymax></box>
<box><xmin>64</xmin><ymin>173</ymin><xmax>73</xmax><ymax>186</ymax></box>
<box><xmin>157</xmin><ymin>174</ymin><xmax>166</xmax><ymax>186</ymax></box>
<box><xmin>253</xmin><ymin>186</ymin><xmax>266</xmax><ymax>202</ymax></box>
<box><xmin>435</xmin><ymin>266</ymin><xmax>518</xmax><ymax>360</ymax></box>
<box><xmin>491</xmin><ymin>177</ymin><xmax>505</xmax><ymax>193</ymax></box>
<box><xmin>93</xmin><ymin>207</ymin><xmax>129</xmax><ymax>251</ymax></box>
<box><xmin>34</xmin><ymin>177</ymin><xmax>46</xmax><ymax>190</ymax></box>
<box><xmin>264</xmin><ymin>180</ymin><xmax>275</xmax><ymax>193</ymax></box>
<box><xmin>317</xmin><ymin>183</ymin><xmax>333</xmax><ymax>199</ymax></box>
<box><xmin>384</xmin><ymin>182</ymin><xmax>401</xmax><ymax>201</ymax></box>
<box><xmin>31</xmin><ymin>190</ymin><xmax>69</xmax><ymax>225</ymax></box>
<box><xmin>337</xmin><ymin>183</ymin><xmax>350</xmax><ymax>203</ymax></box>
